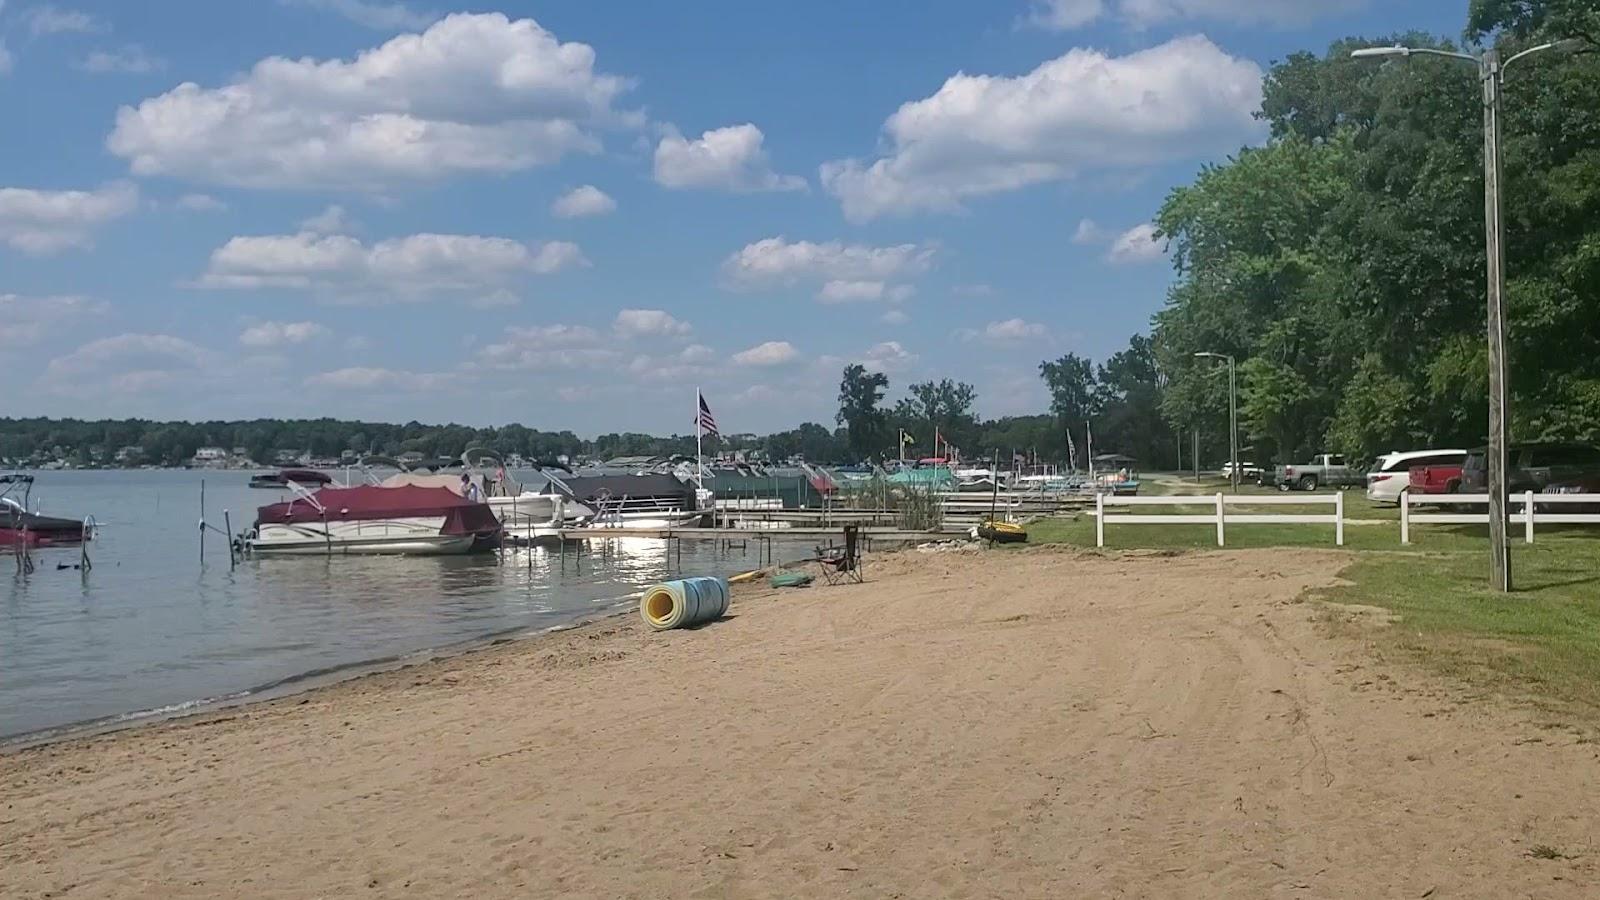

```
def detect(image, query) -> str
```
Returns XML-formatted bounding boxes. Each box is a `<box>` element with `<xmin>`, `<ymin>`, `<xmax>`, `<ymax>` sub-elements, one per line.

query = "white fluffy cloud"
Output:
<box><xmin>614</xmin><ymin>308</ymin><xmax>690</xmax><ymax>338</ymax></box>
<box><xmin>881</xmin><ymin>309</ymin><xmax>910</xmax><ymax>326</ymax></box>
<box><xmin>1107</xmin><ymin>223</ymin><xmax>1165</xmax><ymax>264</ymax></box>
<box><xmin>0</xmin><ymin>182</ymin><xmax>138</xmax><ymax>254</ymax></box>
<box><xmin>239</xmin><ymin>320</ymin><xmax>331</xmax><ymax>347</ymax></box>
<box><xmin>860</xmin><ymin>340</ymin><xmax>916</xmax><ymax>373</ymax></box>
<box><xmin>960</xmin><ymin>318</ymin><xmax>1050</xmax><ymax>342</ymax></box>
<box><xmin>44</xmin><ymin>333</ymin><xmax>214</xmax><ymax>394</ymax></box>
<box><xmin>820</xmin><ymin>36</ymin><xmax>1262</xmax><ymax>221</ymax></box>
<box><xmin>1026</xmin><ymin>0</ymin><xmax>1367</xmax><ymax>29</ymax></box>
<box><xmin>107</xmin><ymin>13</ymin><xmax>637</xmax><ymax>190</ymax></box>
<box><xmin>552</xmin><ymin>184</ymin><xmax>616</xmax><ymax>218</ymax></box>
<box><xmin>478</xmin><ymin>324</ymin><xmax>619</xmax><ymax>371</ymax></box>
<box><xmin>197</xmin><ymin>232</ymin><xmax>586</xmax><ymax>301</ymax></box>
<box><xmin>722</xmin><ymin>238</ymin><xmax>935</xmax><ymax>298</ymax></box>
<box><xmin>77</xmin><ymin>45</ymin><xmax>165</xmax><ymax>74</ymax></box>
<box><xmin>278</xmin><ymin>0</ymin><xmax>436</xmax><ymax>30</ymax></box>
<box><xmin>0</xmin><ymin>294</ymin><xmax>105</xmax><ymax>347</ymax></box>
<box><xmin>732</xmin><ymin>340</ymin><xmax>799</xmax><ymax>367</ymax></box>
<box><xmin>653</xmin><ymin>124</ymin><xmax>805</xmax><ymax>193</ymax></box>
<box><xmin>304</xmin><ymin>366</ymin><xmax>449</xmax><ymax>390</ymax></box>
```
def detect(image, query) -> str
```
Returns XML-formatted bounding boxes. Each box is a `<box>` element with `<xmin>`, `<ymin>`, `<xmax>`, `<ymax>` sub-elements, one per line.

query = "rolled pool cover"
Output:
<box><xmin>640</xmin><ymin>576</ymin><xmax>730</xmax><ymax>631</ymax></box>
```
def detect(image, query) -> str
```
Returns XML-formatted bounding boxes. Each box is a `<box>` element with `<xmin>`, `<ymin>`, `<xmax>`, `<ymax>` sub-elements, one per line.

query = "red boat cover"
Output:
<box><xmin>256</xmin><ymin>485</ymin><xmax>501</xmax><ymax>536</ymax></box>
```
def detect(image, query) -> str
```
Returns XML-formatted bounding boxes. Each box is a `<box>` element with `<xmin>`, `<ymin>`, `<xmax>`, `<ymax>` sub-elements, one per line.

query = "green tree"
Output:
<box><xmin>836</xmin><ymin>364</ymin><xmax>890</xmax><ymax>461</ymax></box>
<box><xmin>891</xmin><ymin>379</ymin><xmax>978</xmax><ymax>455</ymax></box>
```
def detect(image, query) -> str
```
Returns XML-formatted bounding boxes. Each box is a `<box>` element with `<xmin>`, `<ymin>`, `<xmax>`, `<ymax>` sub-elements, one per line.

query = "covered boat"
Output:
<box><xmin>1</xmin><ymin>474</ymin><xmax>89</xmax><ymax>547</ymax></box>
<box><xmin>555</xmin><ymin>472</ymin><xmax>707</xmax><ymax>529</ymax></box>
<box><xmin>245</xmin><ymin>484</ymin><xmax>501</xmax><ymax>556</ymax></box>
<box><xmin>249</xmin><ymin>468</ymin><xmax>334</xmax><ymax>489</ymax></box>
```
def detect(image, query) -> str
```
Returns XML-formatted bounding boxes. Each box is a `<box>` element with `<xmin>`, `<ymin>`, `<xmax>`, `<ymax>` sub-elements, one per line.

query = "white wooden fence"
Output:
<box><xmin>1400</xmin><ymin>491</ymin><xmax>1600</xmax><ymax>543</ymax></box>
<box><xmin>1095</xmin><ymin>492</ymin><xmax>1344</xmax><ymax>548</ymax></box>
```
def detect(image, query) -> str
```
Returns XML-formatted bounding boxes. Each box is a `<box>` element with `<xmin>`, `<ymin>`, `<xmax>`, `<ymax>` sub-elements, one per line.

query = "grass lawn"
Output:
<box><xmin>1026</xmin><ymin>506</ymin><xmax>1600</xmax><ymax>722</ymax></box>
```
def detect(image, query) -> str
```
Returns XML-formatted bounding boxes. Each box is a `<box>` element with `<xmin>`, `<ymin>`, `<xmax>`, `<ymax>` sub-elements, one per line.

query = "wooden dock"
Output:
<box><xmin>557</xmin><ymin>526</ymin><xmax>962</xmax><ymax>543</ymax></box>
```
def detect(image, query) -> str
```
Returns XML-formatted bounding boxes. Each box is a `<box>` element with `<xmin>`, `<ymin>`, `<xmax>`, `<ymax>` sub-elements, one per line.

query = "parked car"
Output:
<box><xmin>1408</xmin><ymin>460</ymin><xmax>1465</xmax><ymax>497</ymax></box>
<box><xmin>1365</xmin><ymin>449</ymin><xmax>1466</xmax><ymax>505</ymax></box>
<box><xmin>1459</xmin><ymin>442</ymin><xmax>1600</xmax><ymax>493</ymax></box>
<box><xmin>1220</xmin><ymin>461</ymin><xmax>1264</xmax><ymax>480</ymax></box>
<box><xmin>1542</xmin><ymin>474</ymin><xmax>1600</xmax><ymax>513</ymax></box>
<box><xmin>1273</xmin><ymin>454</ymin><xmax>1364</xmax><ymax>491</ymax></box>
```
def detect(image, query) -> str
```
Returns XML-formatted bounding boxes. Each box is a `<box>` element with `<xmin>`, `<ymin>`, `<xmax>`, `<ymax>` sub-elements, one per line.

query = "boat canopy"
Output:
<box><xmin>557</xmin><ymin>473</ymin><xmax>696</xmax><ymax>503</ymax></box>
<box><xmin>256</xmin><ymin>485</ymin><xmax>500</xmax><ymax>536</ymax></box>
<box><xmin>270</xmin><ymin>468</ymin><xmax>333</xmax><ymax>484</ymax></box>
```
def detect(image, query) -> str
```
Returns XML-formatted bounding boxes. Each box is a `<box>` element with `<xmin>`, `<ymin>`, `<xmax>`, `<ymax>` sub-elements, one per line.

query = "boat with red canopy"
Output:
<box><xmin>2</xmin><ymin>474</ymin><xmax>90</xmax><ymax>548</ymax></box>
<box><xmin>244</xmin><ymin>484</ymin><xmax>501</xmax><ymax>556</ymax></box>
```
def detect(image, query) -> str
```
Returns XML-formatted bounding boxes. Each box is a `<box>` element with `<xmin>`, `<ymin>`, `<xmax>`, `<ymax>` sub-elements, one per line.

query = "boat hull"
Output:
<box><xmin>246</xmin><ymin>517</ymin><xmax>484</xmax><ymax>556</ymax></box>
<box><xmin>584</xmin><ymin>509</ymin><xmax>707</xmax><ymax>530</ymax></box>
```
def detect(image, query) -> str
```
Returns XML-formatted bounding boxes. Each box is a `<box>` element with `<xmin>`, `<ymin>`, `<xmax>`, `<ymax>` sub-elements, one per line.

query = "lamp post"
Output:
<box><xmin>1352</xmin><ymin>38</ymin><xmax>1586</xmax><ymax>592</ymax></box>
<box><xmin>1195</xmin><ymin>352</ymin><xmax>1238</xmax><ymax>491</ymax></box>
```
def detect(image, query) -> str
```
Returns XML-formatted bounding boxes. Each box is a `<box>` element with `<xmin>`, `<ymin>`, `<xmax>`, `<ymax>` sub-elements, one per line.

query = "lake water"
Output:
<box><xmin>1</xmin><ymin>469</ymin><xmax>803</xmax><ymax>741</ymax></box>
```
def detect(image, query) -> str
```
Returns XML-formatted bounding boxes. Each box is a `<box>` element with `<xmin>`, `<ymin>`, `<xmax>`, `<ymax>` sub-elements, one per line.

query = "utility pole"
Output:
<box><xmin>1352</xmin><ymin>37</ymin><xmax>1587</xmax><ymax>591</ymax></box>
<box><xmin>1195</xmin><ymin>352</ymin><xmax>1238</xmax><ymax>491</ymax></box>
<box><xmin>1481</xmin><ymin>48</ymin><xmax>1512</xmax><ymax>592</ymax></box>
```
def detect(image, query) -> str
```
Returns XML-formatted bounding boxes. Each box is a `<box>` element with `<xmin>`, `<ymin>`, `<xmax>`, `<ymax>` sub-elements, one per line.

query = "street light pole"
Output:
<box><xmin>1195</xmin><ymin>352</ymin><xmax>1238</xmax><ymax>491</ymax></box>
<box><xmin>1481</xmin><ymin>48</ymin><xmax>1512</xmax><ymax>592</ymax></box>
<box><xmin>1352</xmin><ymin>38</ymin><xmax>1585</xmax><ymax>592</ymax></box>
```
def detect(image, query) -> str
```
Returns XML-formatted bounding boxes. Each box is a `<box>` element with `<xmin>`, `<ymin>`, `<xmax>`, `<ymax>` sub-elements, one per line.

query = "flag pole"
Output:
<box><xmin>696</xmin><ymin>387</ymin><xmax>704</xmax><ymax>487</ymax></box>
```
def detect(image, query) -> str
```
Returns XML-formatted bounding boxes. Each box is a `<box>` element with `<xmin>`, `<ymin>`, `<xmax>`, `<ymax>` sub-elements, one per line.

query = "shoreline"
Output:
<box><xmin>0</xmin><ymin>590</ymin><xmax>648</xmax><ymax>754</ymax></box>
<box><xmin>9</xmin><ymin>547</ymin><xmax>1598</xmax><ymax>898</ymax></box>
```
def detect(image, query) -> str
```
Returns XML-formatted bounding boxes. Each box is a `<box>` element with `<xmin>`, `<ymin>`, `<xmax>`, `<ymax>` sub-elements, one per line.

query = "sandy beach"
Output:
<box><xmin>5</xmin><ymin>547</ymin><xmax>1598</xmax><ymax>898</ymax></box>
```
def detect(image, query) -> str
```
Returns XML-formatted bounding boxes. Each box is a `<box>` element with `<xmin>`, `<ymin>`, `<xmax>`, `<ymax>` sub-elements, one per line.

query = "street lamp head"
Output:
<box><xmin>1194</xmin><ymin>351</ymin><xmax>1223</xmax><ymax>360</ymax></box>
<box><xmin>1351</xmin><ymin>46</ymin><xmax>1411</xmax><ymax>59</ymax></box>
<box><xmin>1551</xmin><ymin>38</ymin><xmax>1589</xmax><ymax>54</ymax></box>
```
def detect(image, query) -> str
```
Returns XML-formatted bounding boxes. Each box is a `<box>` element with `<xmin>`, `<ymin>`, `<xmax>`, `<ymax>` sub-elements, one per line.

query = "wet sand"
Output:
<box><xmin>5</xmin><ymin>547</ymin><xmax>1597</xmax><ymax>898</ymax></box>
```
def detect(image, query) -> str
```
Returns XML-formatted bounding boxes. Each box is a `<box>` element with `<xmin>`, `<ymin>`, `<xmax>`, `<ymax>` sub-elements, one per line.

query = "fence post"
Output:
<box><xmin>1215</xmin><ymin>493</ymin><xmax>1225</xmax><ymax>547</ymax></box>
<box><xmin>1095</xmin><ymin>491</ymin><xmax>1105</xmax><ymax>548</ymax></box>
<box><xmin>1400</xmin><ymin>492</ymin><xmax>1410</xmax><ymax>545</ymax></box>
<box><xmin>1525</xmin><ymin>490</ymin><xmax>1535</xmax><ymax>544</ymax></box>
<box><xmin>1335</xmin><ymin>490</ymin><xmax>1345</xmax><ymax>547</ymax></box>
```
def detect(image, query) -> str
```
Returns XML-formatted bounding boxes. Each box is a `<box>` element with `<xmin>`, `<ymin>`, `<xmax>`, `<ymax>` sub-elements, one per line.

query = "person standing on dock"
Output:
<box><xmin>460</xmin><ymin>473</ymin><xmax>483</xmax><ymax>503</ymax></box>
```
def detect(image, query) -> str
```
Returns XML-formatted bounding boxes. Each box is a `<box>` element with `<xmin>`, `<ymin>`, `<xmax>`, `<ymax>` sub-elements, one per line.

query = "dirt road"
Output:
<box><xmin>5</xmin><ymin>548</ymin><xmax>1596</xmax><ymax>897</ymax></box>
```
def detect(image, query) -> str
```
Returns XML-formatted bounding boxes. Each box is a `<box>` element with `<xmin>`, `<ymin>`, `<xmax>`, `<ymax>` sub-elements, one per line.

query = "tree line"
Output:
<box><xmin>1150</xmin><ymin>0</ymin><xmax>1600</xmax><ymax>463</ymax></box>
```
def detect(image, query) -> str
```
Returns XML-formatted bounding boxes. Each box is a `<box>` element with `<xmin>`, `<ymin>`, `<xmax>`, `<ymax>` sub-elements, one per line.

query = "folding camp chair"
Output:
<box><xmin>815</xmin><ymin>524</ymin><xmax>864</xmax><ymax>585</ymax></box>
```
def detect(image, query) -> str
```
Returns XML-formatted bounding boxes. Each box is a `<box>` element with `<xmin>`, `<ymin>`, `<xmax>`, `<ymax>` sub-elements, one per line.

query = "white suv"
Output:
<box><xmin>1365</xmin><ymin>449</ymin><xmax>1466</xmax><ymax>505</ymax></box>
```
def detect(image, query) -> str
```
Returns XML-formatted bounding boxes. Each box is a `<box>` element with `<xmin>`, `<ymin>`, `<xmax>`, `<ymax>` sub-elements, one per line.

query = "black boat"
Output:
<box><xmin>2</xmin><ymin>474</ymin><xmax>90</xmax><ymax>547</ymax></box>
<box><xmin>249</xmin><ymin>468</ymin><xmax>335</xmax><ymax>489</ymax></box>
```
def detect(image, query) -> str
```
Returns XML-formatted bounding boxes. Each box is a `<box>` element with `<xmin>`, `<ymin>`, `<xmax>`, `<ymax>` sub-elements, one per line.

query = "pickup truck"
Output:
<box><xmin>1272</xmin><ymin>454</ymin><xmax>1364</xmax><ymax>492</ymax></box>
<box><xmin>1408</xmin><ymin>462</ymin><xmax>1464</xmax><ymax>496</ymax></box>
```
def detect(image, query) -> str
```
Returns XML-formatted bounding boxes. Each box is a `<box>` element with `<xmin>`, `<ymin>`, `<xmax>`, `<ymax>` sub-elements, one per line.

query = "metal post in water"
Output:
<box><xmin>199</xmin><ymin>479</ymin><xmax>206</xmax><ymax>566</ymax></box>
<box><xmin>224</xmin><ymin>510</ymin><xmax>235</xmax><ymax>570</ymax></box>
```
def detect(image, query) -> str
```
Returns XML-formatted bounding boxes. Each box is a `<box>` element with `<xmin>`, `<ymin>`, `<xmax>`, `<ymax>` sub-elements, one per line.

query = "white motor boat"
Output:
<box><xmin>244</xmin><ymin>484</ymin><xmax>502</xmax><ymax>556</ymax></box>
<box><xmin>551</xmin><ymin>471</ymin><xmax>709</xmax><ymax>530</ymax></box>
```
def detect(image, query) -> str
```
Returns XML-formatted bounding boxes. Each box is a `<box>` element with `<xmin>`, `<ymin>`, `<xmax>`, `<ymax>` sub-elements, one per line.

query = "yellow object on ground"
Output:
<box><xmin>640</xmin><ymin>576</ymin><xmax>731</xmax><ymax>631</ymax></box>
<box><xmin>728</xmin><ymin>570</ymin><xmax>761</xmax><ymax>584</ymax></box>
<box><xmin>977</xmin><ymin>521</ymin><xmax>1028</xmax><ymax>544</ymax></box>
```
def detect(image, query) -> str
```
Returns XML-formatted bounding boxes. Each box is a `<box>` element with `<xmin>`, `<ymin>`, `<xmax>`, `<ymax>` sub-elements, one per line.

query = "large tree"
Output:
<box><xmin>836</xmin><ymin>364</ymin><xmax>889</xmax><ymax>461</ymax></box>
<box><xmin>1149</xmin><ymin>3</ymin><xmax>1600</xmax><ymax>462</ymax></box>
<box><xmin>891</xmin><ymin>379</ymin><xmax>978</xmax><ymax>456</ymax></box>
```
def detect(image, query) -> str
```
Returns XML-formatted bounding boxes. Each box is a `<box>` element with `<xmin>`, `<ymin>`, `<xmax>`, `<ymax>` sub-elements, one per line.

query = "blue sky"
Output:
<box><xmin>1</xmin><ymin>0</ymin><xmax>1465</xmax><ymax>435</ymax></box>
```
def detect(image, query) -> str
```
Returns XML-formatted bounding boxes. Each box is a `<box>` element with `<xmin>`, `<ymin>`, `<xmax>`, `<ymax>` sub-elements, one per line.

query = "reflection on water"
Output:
<box><xmin>1</xmin><ymin>470</ymin><xmax>804</xmax><ymax>739</ymax></box>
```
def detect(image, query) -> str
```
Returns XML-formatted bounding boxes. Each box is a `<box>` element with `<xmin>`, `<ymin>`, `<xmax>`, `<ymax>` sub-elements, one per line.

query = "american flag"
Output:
<box><xmin>697</xmin><ymin>392</ymin><xmax>720</xmax><ymax>438</ymax></box>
